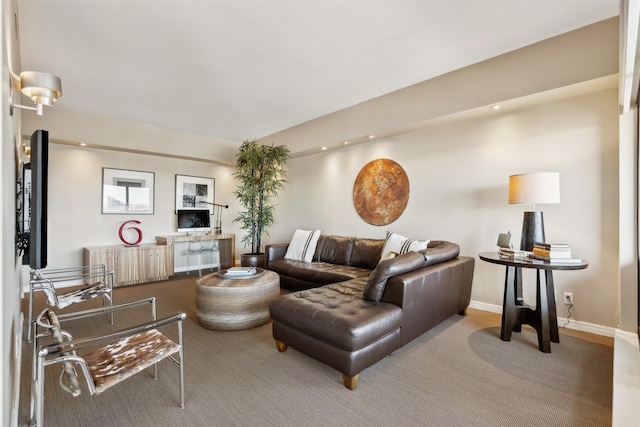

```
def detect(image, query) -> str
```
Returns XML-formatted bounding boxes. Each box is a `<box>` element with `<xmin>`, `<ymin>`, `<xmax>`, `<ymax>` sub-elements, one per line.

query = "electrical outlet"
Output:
<box><xmin>563</xmin><ymin>292</ymin><xmax>574</xmax><ymax>305</ymax></box>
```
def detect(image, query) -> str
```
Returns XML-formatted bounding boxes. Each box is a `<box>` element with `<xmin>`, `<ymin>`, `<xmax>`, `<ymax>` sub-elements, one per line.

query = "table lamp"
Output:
<box><xmin>508</xmin><ymin>172</ymin><xmax>560</xmax><ymax>251</ymax></box>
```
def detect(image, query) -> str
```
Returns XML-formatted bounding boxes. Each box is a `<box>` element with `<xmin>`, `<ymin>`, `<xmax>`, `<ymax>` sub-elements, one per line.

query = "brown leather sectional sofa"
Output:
<box><xmin>266</xmin><ymin>235</ymin><xmax>475</xmax><ymax>389</ymax></box>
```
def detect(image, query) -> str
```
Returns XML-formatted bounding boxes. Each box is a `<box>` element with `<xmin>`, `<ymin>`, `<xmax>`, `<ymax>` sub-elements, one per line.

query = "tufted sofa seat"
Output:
<box><xmin>267</xmin><ymin>235</ymin><xmax>475</xmax><ymax>389</ymax></box>
<box><xmin>270</xmin><ymin>278</ymin><xmax>402</xmax><ymax>351</ymax></box>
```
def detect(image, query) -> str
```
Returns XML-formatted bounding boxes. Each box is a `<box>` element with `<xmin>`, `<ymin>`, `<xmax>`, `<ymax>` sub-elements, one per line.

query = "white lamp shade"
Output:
<box><xmin>508</xmin><ymin>172</ymin><xmax>560</xmax><ymax>205</ymax></box>
<box><xmin>19</xmin><ymin>71</ymin><xmax>63</xmax><ymax>106</ymax></box>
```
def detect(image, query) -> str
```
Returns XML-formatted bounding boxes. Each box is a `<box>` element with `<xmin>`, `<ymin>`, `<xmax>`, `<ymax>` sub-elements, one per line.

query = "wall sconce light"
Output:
<box><xmin>10</xmin><ymin>71</ymin><xmax>63</xmax><ymax>116</ymax></box>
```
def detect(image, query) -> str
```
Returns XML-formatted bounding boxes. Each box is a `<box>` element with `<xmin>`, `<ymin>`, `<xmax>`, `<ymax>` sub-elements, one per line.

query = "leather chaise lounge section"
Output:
<box><xmin>267</xmin><ymin>236</ymin><xmax>475</xmax><ymax>390</ymax></box>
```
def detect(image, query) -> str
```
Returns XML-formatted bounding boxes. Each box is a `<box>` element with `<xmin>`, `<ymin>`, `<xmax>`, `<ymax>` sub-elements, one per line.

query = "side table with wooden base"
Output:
<box><xmin>478</xmin><ymin>252</ymin><xmax>588</xmax><ymax>353</ymax></box>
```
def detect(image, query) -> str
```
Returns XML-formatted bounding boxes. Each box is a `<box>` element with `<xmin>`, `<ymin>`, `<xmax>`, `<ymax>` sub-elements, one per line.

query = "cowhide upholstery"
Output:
<box><xmin>50</xmin><ymin>283</ymin><xmax>111</xmax><ymax>309</ymax></box>
<box><xmin>83</xmin><ymin>329</ymin><xmax>181</xmax><ymax>394</ymax></box>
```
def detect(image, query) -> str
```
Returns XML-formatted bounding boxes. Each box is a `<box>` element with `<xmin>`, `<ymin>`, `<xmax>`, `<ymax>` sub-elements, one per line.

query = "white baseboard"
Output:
<box><xmin>468</xmin><ymin>299</ymin><xmax>615</xmax><ymax>338</ymax></box>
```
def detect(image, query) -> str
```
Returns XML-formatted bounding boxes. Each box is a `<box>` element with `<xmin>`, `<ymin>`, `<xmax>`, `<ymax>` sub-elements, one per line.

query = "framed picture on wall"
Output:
<box><xmin>175</xmin><ymin>174</ymin><xmax>214</xmax><ymax>213</ymax></box>
<box><xmin>102</xmin><ymin>168</ymin><xmax>155</xmax><ymax>214</ymax></box>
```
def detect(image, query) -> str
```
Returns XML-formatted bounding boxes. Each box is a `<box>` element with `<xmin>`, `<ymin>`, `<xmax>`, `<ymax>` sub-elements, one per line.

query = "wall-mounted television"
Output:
<box><xmin>177</xmin><ymin>209</ymin><xmax>211</xmax><ymax>233</ymax></box>
<box><xmin>26</xmin><ymin>130</ymin><xmax>48</xmax><ymax>269</ymax></box>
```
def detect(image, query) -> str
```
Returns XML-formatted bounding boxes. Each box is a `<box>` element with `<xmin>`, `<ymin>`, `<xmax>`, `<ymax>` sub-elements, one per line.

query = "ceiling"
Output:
<box><xmin>17</xmin><ymin>0</ymin><xmax>619</xmax><ymax>153</ymax></box>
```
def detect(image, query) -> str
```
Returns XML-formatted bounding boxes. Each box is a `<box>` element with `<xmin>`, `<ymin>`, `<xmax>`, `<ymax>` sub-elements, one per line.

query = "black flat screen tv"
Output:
<box><xmin>177</xmin><ymin>209</ymin><xmax>211</xmax><ymax>233</ymax></box>
<box><xmin>28</xmin><ymin>130</ymin><xmax>48</xmax><ymax>269</ymax></box>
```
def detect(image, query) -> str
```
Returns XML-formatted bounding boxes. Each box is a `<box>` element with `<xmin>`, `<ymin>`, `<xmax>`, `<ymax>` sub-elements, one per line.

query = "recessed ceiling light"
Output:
<box><xmin>321</xmin><ymin>146</ymin><xmax>327</xmax><ymax>150</ymax></box>
<box><xmin>79</xmin><ymin>142</ymin><xmax>87</xmax><ymax>146</ymax></box>
<box><xmin>489</xmin><ymin>105</ymin><xmax>501</xmax><ymax>111</ymax></box>
<box><xmin>342</xmin><ymin>141</ymin><xmax>350</xmax><ymax>145</ymax></box>
<box><xmin>368</xmin><ymin>135</ymin><xmax>376</xmax><ymax>139</ymax></box>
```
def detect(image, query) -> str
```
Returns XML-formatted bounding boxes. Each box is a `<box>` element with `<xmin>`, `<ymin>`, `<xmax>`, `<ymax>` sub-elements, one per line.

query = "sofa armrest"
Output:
<box><xmin>265</xmin><ymin>243</ymin><xmax>289</xmax><ymax>268</ymax></box>
<box><xmin>380</xmin><ymin>256</ymin><xmax>475</xmax><ymax>346</ymax></box>
<box><xmin>419</xmin><ymin>241</ymin><xmax>460</xmax><ymax>266</ymax></box>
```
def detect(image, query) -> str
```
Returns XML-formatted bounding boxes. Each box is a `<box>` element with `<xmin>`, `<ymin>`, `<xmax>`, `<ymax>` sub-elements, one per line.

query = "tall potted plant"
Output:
<box><xmin>233</xmin><ymin>139</ymin><xmax>290</xmax><ymax>267</ymax></box>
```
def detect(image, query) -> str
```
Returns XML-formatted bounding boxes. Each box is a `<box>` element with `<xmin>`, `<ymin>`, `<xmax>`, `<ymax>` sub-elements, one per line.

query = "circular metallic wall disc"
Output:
<box><xmin>353</xmin><ymin>158</ymin><xmax>409</xmax><ymax>226</ymax></box>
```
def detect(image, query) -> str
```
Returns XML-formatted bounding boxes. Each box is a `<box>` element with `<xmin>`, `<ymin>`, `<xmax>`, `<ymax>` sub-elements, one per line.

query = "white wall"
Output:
<box><xmin>268</xmin><ymin>89</ymin><xmax>620</xmax><ymax>329</ymax></box>
<box><xmin>2</xmin><ymin>1</ymin><xmax>25</xmax><ymax>425</ymax></box>
<box><xmin>618</xmin><ymin>108</ymin><xmax>638</xmax><ymax>333</ymax></box>
<box><xmin>43</xmin><ymin>144</ymin><xmax>238</xmax><ymax>267</ymax></box>
<box><xmin>22</xmin><ymin>111</ymin><xmax>247</xmax><ymax>269</ymax></box>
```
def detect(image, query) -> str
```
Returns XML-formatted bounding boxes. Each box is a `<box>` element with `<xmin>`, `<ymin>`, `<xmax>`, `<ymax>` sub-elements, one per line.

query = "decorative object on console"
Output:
<box><xmin>118</xmin><ymin>220</ymin><xmax>143</xmax><ymax>246</ymax></box>
<box><xmin>508</xmin><ymin>172</ymin><xmax>560</xmax><ymax>251</ymax></box>
<box><xmin>284</xmin><ymin>229</ymin><xmax>321</xmax><ymax>262</ymax></box>
<box><xmin>233</xmin><ymin>139</ymin><xmax>290</xmax><ymax>266</ymax></box>
<box><xmin>10</xmin><ymin>71</ymin><xmax>62</xmax><ymax>116</ymax></box>
<box><xmin>353</xmin><ymin>158</ymin><xmax>409</xmax><ymax>226</ymax></box>
<box><xmin>380</xmin><ymin>231</ymin><xmax>429</xmax><ymax>260</ymax></box>
<box><xmin>175</xmin><ymin>174</ymin><xmax>214</xmax><ymax>213</ymax></box>
<box><xmin>102</xmin><ymin>168</ymin><xmax>154</xmax><ymax>214</ymax></box>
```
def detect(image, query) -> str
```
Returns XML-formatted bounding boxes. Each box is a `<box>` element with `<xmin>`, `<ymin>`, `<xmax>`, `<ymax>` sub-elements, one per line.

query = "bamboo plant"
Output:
<box><xmin>233</xmin><ymin>139</ymin><xmax>290</xmax><ymax>255</ymax></box>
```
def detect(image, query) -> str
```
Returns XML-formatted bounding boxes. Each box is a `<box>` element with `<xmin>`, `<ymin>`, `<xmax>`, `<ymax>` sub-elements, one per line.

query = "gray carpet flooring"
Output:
<box><xmin>19</xmin><ymin>276</ymin><xmax>613</xmax><ymax>426</ymax></box>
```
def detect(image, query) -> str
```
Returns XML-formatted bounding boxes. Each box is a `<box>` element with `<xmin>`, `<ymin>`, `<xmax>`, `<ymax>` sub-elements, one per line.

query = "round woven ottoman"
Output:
<box><xmin>195</xmin><ymin>269</ymin><xmax>280</xmax><ymax>330</ymax></box>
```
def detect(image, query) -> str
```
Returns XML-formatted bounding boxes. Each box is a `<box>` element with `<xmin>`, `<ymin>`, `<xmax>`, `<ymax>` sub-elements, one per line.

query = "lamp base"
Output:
<box><xmin>520</xmin><ymin>211</ymin><xmax>545</xmax><ymax>251</ymax></box>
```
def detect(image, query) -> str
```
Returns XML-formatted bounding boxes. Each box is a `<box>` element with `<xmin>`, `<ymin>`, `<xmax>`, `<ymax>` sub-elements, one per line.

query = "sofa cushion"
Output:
<box><xmin>316</xmin><ymin>236</ymin><xmax>355</xmax><ymax>265</ymax></box>
<box><xmin>381</xmin><ymin>231</ymin><xmax>429</xmax><ymax>260</ymax></box>
<box><xmin>284</xmin><ymin>229</ymin><xmax>321</xmax><ymax>262</ymax></box>
<box><xmin>363</xmin><ymin>252</ymin><xmax>426</xmax><ymax>301</ymax></box>
<box><xmin>349</xmin><ymin>238</ymin><xmax>384</xmax><ymax>269</ymax></box>
<box><xmin>269</xmin><ymin>259</ymin><xmax>372</xmax><ymax>285</ymax></box>
<box><xmin>269</xmin><ymin>278</ymin><xmax>403</xmax><ymax>351</ymax></box>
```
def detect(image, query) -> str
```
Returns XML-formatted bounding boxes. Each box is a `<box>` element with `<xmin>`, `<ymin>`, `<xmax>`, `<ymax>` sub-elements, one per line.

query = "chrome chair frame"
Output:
<box><xmin>27</xmin><ymin>265</ymin><xmax>115</xmax><ymax>342</ymax></box>
<box><xmin>30</xmin><ymin>298</ymin><xmax>186</xmax><ymax>427</ymax></box>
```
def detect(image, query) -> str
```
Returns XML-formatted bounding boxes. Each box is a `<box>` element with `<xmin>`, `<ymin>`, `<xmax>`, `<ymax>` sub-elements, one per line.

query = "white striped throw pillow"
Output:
<box><xmin>284</xmin><ymin>229</ymin><xmax>321</xmax><ymax>262</ymax></box>
<box><xmin>380</xmin><ymin>231</ymin><xmax>429</xmax><ymax>261</ymax></box>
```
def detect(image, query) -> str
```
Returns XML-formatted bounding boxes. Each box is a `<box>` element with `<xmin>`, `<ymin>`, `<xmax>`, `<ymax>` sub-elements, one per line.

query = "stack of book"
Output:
<box><xmin>225</xmin><ymin>266</ymin><xmax>257</xmax><ymax>276</ymax></box>
<box><xmin>498</xmin><ymin>247</ymin><xmax>526</xmax><ymax>258</ymax></box>
<box><xmin>528</xmin><ymin>242</ymin><xmax>581</xmax><ymax>264</ymax></box>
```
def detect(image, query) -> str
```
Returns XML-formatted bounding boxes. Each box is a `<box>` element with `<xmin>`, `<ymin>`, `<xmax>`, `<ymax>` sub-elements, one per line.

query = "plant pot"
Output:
<box><xmin>240</xmin><ymin>253</ymin><xmax>266</xmax><ymax>269</ymax></box>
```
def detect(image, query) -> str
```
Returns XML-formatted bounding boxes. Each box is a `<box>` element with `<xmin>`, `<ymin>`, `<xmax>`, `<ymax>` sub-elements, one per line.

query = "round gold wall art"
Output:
<box><xmin>353</xmin><ymin>158</ymin><xmax>409</xmax><ymax>226</ymax></box>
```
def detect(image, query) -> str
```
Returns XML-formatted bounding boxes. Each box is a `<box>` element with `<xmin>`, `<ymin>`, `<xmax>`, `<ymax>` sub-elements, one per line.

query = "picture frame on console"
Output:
<box><xmin>102</xmin><ymin>168</ymin><xmax>155</xmax><ymax>214</ymax></box>
<box><xmin>175</xmin><ymin>174</ymin><xmax>214</xmax><ymax>214</ymax></box>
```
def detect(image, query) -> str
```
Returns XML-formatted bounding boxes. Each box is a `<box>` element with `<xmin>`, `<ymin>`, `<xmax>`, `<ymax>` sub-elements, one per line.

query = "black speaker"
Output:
<box><xmin>29</xmin><ymin>130</ymin><xmax>48</xmax><ymax>269</ymax></box>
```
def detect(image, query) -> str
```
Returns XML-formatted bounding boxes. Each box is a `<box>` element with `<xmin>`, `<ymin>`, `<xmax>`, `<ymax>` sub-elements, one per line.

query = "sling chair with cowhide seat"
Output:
<box><xmin>27</xmin><ymin>264</ymin><xmax>115</xmax><ymax>342</ymax></box>
<box><xmin>30</xmin><ymin>297</ymin><xmax>186</xmax><ymax>427</ymax></box>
